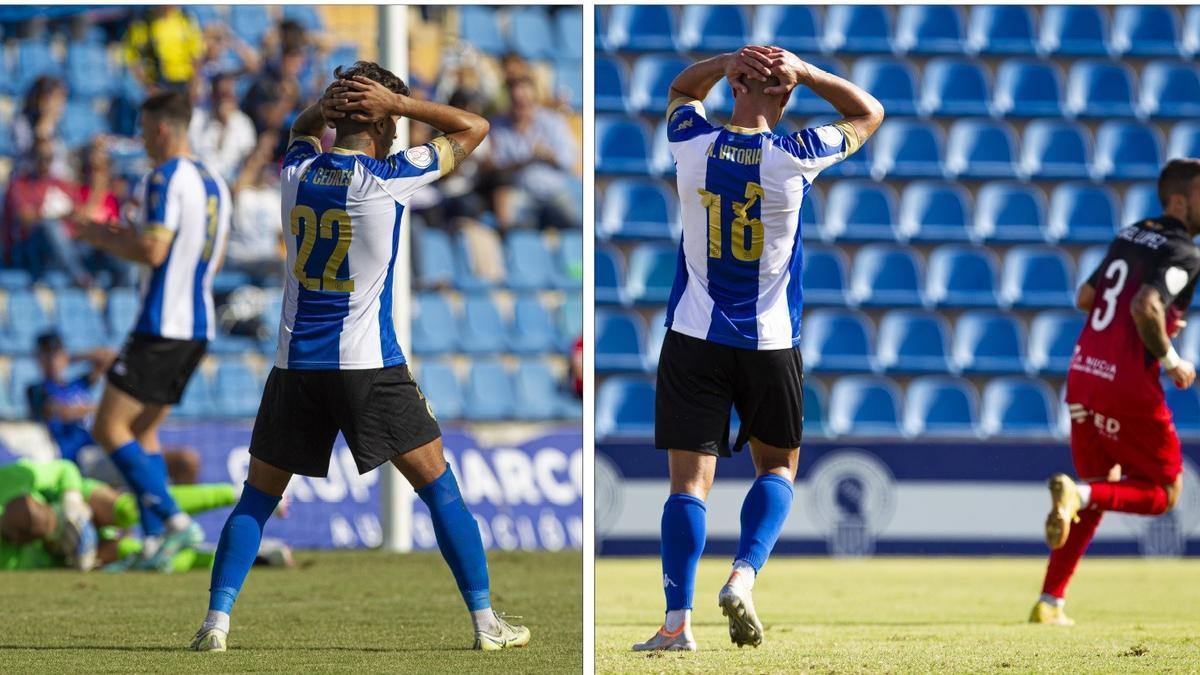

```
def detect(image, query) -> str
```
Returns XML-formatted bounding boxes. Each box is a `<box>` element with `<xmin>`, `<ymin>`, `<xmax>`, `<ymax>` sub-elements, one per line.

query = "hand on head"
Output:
<box><xmin>727</xmin><ymin>46</ymin><xmax>814</xmax><ymax>97</ymax></box>
<box><xmin>321</xmin><ymin>75</ymin><xmax>401</xmax><ymax>126</ymax></box>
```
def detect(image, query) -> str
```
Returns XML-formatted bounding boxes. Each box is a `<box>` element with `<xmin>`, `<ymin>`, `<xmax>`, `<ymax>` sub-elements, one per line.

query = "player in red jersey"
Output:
<box><xmin>1031</xmin><ymin>159</ymin><xmax>1200</xmax><ymax>625</ymax></box>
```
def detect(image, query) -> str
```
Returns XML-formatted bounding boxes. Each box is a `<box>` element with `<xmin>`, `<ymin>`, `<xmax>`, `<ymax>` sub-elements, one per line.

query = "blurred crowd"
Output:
<box><xmin>2</xmin><ymin>6</ymin><xmax>583</xmax><ymax>290</ymax></box>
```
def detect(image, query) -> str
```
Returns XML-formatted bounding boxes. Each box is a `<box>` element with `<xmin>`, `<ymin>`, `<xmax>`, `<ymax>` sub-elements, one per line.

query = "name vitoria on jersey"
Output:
<box><xmin>132</xmin><ymin>157</ymin><xmax>231</xmax><ymax>341</ymax></box>
<box><xmin>665</xmin><ymin>98</ymin><xmax>857</xmax><ymax>350</ymax></box>
<box><xmin>277</xmin><ymin>135</ymin><xmax>453</xmax><ymax>370</ymax></box>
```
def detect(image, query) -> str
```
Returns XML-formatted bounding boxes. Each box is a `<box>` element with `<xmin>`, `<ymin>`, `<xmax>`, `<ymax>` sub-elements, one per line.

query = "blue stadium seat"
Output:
<box><xmin>678</xmin><ymin>6</ymin><xmax>748</xmax><ymax>52</ymax></box>
<box><xmin>1019</xmin><ymin>120</ymin><xmax>1091</xmax><ymax>180</ymax></box>
<box><xmin>505</xmin><ymin>229</ymin><xmax>555</xmax><ymax>290</ymax></box>
<box><xmin>596</xmin><ymin>376</ymin><xmax>655</xmax><ymax>438</ymax></box>
<box><xmin>1038</xmin><ymin>6</ymin><xmax>1109</xmax><ymax>56</ymax></box>
<box><xmin>870</xmin><ymin>119</ymin><xmax>944</xmax><ymax>178</ymax></box>
<box><xmin>1165</xmin><ymin>386</ymin><xmax>1200</xmax><ymax>439</ymax></box>
<box><xmin>510</xmin><ymin>295</ymin><xmax>558</xmax><ymax>355</ymax></box>
<box><xmin>953</xmin><ymin>310</ymin><xmax>1027</xmax><ymax>374</ymax></box>
<box><xmin>509</xmin><ymin>7</ymin><xmax>556</xmax><ymax>60</ymax></box>
<box><xmin>458</xmin><ymin>293</ymin><xmax>507</xmax><ymax>355</ymax></box>
<box><xmin>458</xmin><ymin>6</ymin><xmax>504</xmax><ymax>55</ymax></box>
<box><xmin>822</xmin><ymin>180</ymin><xmax>898</xmax><ymax>241</ymax></box>
<box><xmin>513</xmin><ymin>359</ymin><xmax>570</xmax><ymax>420</ymax></box>
<box><xmin>464</xmin><ymin>360</ymin><xmax>515</xmax><ymax>421</ymax></box>
<box><xmin>805</xmin><ymin>117</ymin><xmax>872</xmax><ymax>179</ymax></box>
<box><xmin>599</xmin><ymin>178</ymin><xmax>677</xmax><ymax>240</ymax></box>
<box><xmin>894</xmin><ymin>5</ymin><xmax>965</xmax><ymax>55</ymax></box>
<box><xmin>328</xmin><ymin>44</ymin><xmax>359</xmax><ymax>71</ymax></box>
<box><xmin>944</xmin><ymin>119</ymin><xmax>1018</xmax><ymax>179</ymax></box>
<box><xmin>1121</xmin><ymin>183</ymin><xmax>1160</xmax><ymax>225</ymax></box>
<box><xmin>802</xmin><ymin>245</ymin><xmax>851</xmax><ymax>307</ymax></box>
<box><xmin>1066</xmin><ymin>60</ymin><xmax>1136</xmax><ymax>119</ymax></box>
<box><xmin>450</xmin><ymin>230</ymin><xmax>495</xmax><ymax>291</ymax></box>
<box><xmin>107</xmin><ymin>287</ymin><xmax>139</xmax><ymax>336</ymax></box>
<box><xmin>752</xmin><ymin>6</ymin><xmax>821</xmax><ymax>53</ymax></box>
<box><xmin>785</xmin><ymin>58</ymin><xmax>846</xmax><ymax>116</ymax></box>
<box><xmin>595</xmin><ymin>56</ymin><xmax>629</xmax><ymax>113</ymax></box>
<box><xmin>0</xmin><ymin>114</ymin><xmax>13</xmax><ymax>157</ymax></box>
<box><xmin>802</xmin><ymin>309</ymin><xmax>876</xmax><ymax>373</ymax></box>
<box><xmin>649</xmin><ymin>119</ymin><xmax>675</xmax><ymax>176</ymax></box>
<box><xmin>596</xmin><ymin>116</ymin><xmax>651</xmax><ymax>174</ymax></box>
<box><xmin>175</xmin><ymin>371</ymin><xmax>215</xmax><ymax>419</ymax></box>
<box><xmin>61</xmin><ymin>100</ymin><xmax>107</xmax><ymax>149</ymax></box>
<box><xmin>419</xmin><ymin>361</ymin><xmax>464</xmax><ymax>421</ymax></box>
<box><xmin>828</xmin><ymin>375</ymin><xmax>902</xmax><ymax>436</ymax></box>
<box><xmin>212</xmin><ymin>359</ymin><xmax>261</xmax><ymax>417</ymax></box>
<box><xmin>229</xmin><ymin>6</ymin><xmax>272</xmax><ymax>47</ymax></box>
<box><xmin>800</xmin><ymin>184</ymin><xmax>823</xmax><ymax>238</ymax></box>
<box><xmin>920</xmin><ymin>58</ymin><xmax>991</xmax><ymax>117</ymax></box>
<box><xmin>555</xmin><ymin>59</ymin><xmax>583</xmax><ymax>109</ymax></box>
<box><xmin>65</xmin><ymin>42</ymin><xmax>112</xmax><ymax>100</ymax></box>
<box><xmin>1028</xmin><ymin>311</ymin><xmax>1086</xmax><ymax>375</ymax></box>
<box><xmin>904</xmin><ymin>376</ymin><xmax>980</xmax><ymax>437</ymax></box>
<box><xmin>55</xmin><ymin>289</ymin><xmax>107</xmax><ymax>352</ymax></box>
<box><xmin>877</xmin><ymin>310</ymin><xmax>954</xmax><ymax>374</ymax></box>
<box><xmin>803</xmin><ymin>380</ymin><xmax>830</xmax><ymax>438</ymax></box>
<box><xmin>1187</xmin><ymin>6</ymin><xmax>1200</xmax><ymax>56</ymax></box>
<box><xmin>1111</xmin><ymin>6</ymin><xmax>1181</xmax><ymax>57</ymax></box>
<box><xmin>605</xmin><ymin>5</ymin><xmax>678</xmax><ymax>52</ymax></box>
<box><xmin>625</xmin><ymin>243</ymin><xmax>676</xmax><ymax>304</ymax></box>
<box><xmin>282</xmin><ymin>6</ymin><xmax>323</xmax><ymax>31</ymax></box>
<box><xmin>897</xmin><ymin>180</ymin><xmax>972</xmax><ymax>242</ymax></box>
<box><xmin>993</xmin><ymin>59</ymin><xmax>1064</xmax><ymax>118</ymax></box>
<box><xmin>1139</xmin><ymin>61</ymin><xmax>1200</xmax><ymax>119</ymax></box>
<box><xmin>851</xmin><ymin>58</ymin><xmax>918</xmax><ymax>117</ymax></box>
<box><xmin>596</xmin><ymin>245</ymin><xmax>626</xmax><ymax>305</ymax></box>
<box><xmin>184</xmin><ymin>6</ymin><xmax>223</xmax><ymax>27</ymax></box>
<box><xmin>0</xmin><ymin>270</ymin><xmax>31</xmax><ymax>290</ymax></box>
<box><xmin>1076</xmin><ymin>245</ymin><xmax>1108</xmax><ymax>289</ymax></box>
<box><xmin>973</xmin><ymin>182</ymin><xmax>1048</xmax><ymax>243</ymax></box>
<box><xmin>628</xmin><ymin>54</ymin><xmax>688</xmax><ymax>113</ymax></box>
<box><xmin>11</xmin><ymin>39</ymin><xmax>61</xmax><ymax>94</ymax></box>
<box><xmin>1001</xmin><ymin>245</ymin><xmax>1075</xmax><ymax>309</ymax></box>
<box><xmin>926</xmin><ymin>245</ymin><xmax>1001</xmax><ymax>308</ymax></box>
<box><xmin>1092</xmin><ymin>121</ymin><xmax>1163</xmax><ymax>181</ymax></box>
<box><xmin>966</xmin><ymin>6</ymin><xmax>1036</xmax><ymax>55</ymax></box>
<box><xmin>596</xmin><ymin>309</ymin><xmax>647</xmax><ymax>373</ymax></box>
<box><xmin>851</xmin><ymin>244</ymin><xmax>924</xmax><ymax>307</ymax></box>
<box><xmin>822</xmin><ymin>5</ymin><xmax>893</xmax><ymax>53</ymax></box>
<box><xmin>7</xmin><ymin>357</ymin><xmax>41</xmax><ymax>418</ymax></box>
<box><xmin>412</xmin><ymin>292</ymin><xmax>459</xmax><ymax>355</ymax></box>
<box><xmin>1168</xmin><ymin>121</ymin><xmax>1200</xmax><ymax>160</ymax></box>
<box><xmin>556</xmin><ymin>7</ymin><xmax>583</xmax><ymax>55</ymax></box>
<box><xmin>416</xmin><ymin>227</ymin><xmax>455</xmax><ymax>288</ymax></box>
<box><xmin>3</xmin><ymin>290</ymin><xmax>50</xmax><ymax>354</ymax></box>
<box><xmin>981</xmin><ymin>377</ymin><xmax>1057</xmax><ymax>437</ymax></box>
<box><xmin>559</xmin><ymin>293</ymin><xmax>582</xmax><ymax>348</ymax></box>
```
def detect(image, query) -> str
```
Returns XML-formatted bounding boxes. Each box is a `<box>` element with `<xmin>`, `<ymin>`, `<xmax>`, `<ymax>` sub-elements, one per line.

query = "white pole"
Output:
<box><xmin>379</xmin><ymin>4</ymin><xmax>413</xmax><ymax>553</ymax></box>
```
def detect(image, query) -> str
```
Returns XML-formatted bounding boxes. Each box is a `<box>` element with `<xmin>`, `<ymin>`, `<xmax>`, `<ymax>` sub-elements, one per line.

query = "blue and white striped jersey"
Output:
<box><xmin>130</xmin><ymin>157</ymin><xmax>231</xmax><ymax>341</ymax></box>
<box><xmin>276</xmin><ymin>135</ymin><xmax>454</xmax><ymax>370</ymax></box>
<box><xmin>664</xmin><ymin>98</ymin><xmax>858</xmax><ymax>350</ymax></box>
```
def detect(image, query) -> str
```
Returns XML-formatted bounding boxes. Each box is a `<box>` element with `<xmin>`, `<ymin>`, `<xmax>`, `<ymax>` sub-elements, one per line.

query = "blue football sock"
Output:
<box><xmin>109</xmin><ymin>440</ymin><xmax>181</xmax><ymax>526</ymax></box>
<box><xmin>416</xmin><ymin>465</ymin><xmax>491</xmax><ymax>611</ymax></box>
<box><xmin>208</xmin><ymin>482</ymin><xmax>280</xmax><ymax>614</ymax></box>
<box><xmin>735</xmin><ymin>474</ymin><xmax>795</xmax><ymax>572</ymax></box>
<box><xmin>139</xmin><ymin>453</ymin><xmax>167</xmax><ymax>537</ymax></box>
<box><xmin>660</xmin><ymin>493</ymin><xmax>706</xmax><ymax>611</ymax></box>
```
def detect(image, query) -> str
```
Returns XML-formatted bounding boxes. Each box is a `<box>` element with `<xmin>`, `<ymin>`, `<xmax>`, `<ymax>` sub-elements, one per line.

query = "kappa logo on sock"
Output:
<box><xmin>662</xmin><ymin>574</ymin><xmax>677</xmax><ymax>589</ymax></box>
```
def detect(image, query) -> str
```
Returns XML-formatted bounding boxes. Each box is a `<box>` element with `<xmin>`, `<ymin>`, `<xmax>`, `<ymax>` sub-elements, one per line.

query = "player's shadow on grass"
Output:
<box><xmin>0</xmin><ymin>644</ymin><xmax>478</xmax><ymax>653</ymax></box>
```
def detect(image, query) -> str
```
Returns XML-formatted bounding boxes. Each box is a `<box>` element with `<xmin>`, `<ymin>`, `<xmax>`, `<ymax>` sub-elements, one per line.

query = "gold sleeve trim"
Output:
<box><xmin>143</xmin><ymin>224</ymin><xmax>175</xmax><ymax>241</ymax></box>
<box><xmin>666</xmin><ymin>96</ymin><xmax>703</xmax><ymax>120</ymax></box>
<box><xmin>833</xmin><ymin>120</ymin><xmax>862</xmax><ymax>157</ymax></box>
<box><xmin>431</xmin><ymin>136</ymin><xmax>456</xmax><ymax>176</ymax></box>
<box><xmin>291</xmin><ymin>135</ymin><xmax>322</xmax><ymax>152</ymax></box>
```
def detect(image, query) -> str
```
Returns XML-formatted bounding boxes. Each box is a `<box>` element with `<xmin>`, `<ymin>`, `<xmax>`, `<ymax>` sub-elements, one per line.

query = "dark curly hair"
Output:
<box><xmin>1159</xmin><ymin>158</ymin><xmax>1200</xmax><ymax>208</ymax></box>
<box><xmin>332</xmin><ymin>61</ymin><xmax>410</xmax><ymax>134</ymax></box>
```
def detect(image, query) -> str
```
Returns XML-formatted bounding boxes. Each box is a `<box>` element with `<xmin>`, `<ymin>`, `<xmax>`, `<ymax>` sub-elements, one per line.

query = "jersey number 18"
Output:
<box><xmin>698</xmin><ymin>182</ymin><xmax>765</xmax><ymax>262</ymax></box>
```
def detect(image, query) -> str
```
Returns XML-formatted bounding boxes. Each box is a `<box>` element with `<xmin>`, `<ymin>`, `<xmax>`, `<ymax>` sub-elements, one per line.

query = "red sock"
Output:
<box><xmin>1041</xmin><ymin>509</ymin><xmax>1103</xmax><ymax>598</ymax></box>
<box><xmin>1087</xmin><ymin>480</ymin><xmax>1169</xmax><ymax>515</ymax></box>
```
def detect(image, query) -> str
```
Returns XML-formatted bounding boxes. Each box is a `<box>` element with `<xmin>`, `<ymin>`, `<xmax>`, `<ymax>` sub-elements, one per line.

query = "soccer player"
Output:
<box><xmin>189</xmin><ymin>62</ymin><xmax>529</xmax><ymax>653</ymax></box>
<box><xmin>633</xmin><ymin>46</ymin><xmax>884</xmax><ymax>651</ymax></box>
<box><xmin>77</xmin><ymin>90</ymin><xmax>232</xmax><ymax>570</ymax></box>
<box><xmin>1031</xmin><ymin>158</ymin><xmax>1200</xmax><ymax>625</ymax></box>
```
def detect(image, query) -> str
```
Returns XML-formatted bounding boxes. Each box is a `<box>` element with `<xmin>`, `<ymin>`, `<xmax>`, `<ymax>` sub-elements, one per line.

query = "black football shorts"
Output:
<box><xmin>107</xmin><ymin>332</ymin><xmax>207</xmax><ymax>405</ymax></box>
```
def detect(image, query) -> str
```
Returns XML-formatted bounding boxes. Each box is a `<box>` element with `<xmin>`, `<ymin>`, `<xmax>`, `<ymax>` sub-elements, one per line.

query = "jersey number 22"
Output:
<box><xmin>290</xmin><ymin>206</ymin><xmax>355</xmax><ymax>293</ymax></box>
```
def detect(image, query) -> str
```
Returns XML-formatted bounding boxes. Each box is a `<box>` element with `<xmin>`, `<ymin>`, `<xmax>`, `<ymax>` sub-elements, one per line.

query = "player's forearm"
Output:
<box><xmin>290</xmin><ymin>102</ymin><xmax>327</xmax><ymax>140</ymax></box>
<box><xmin>1131</xmin><ymin>289</ymin><xmax>1173</xmax><ymax>359</ymax></box>
<box><xmin>89</xmin><ymin>228</ymin><xmax>165</xmax><ymax>266</ymax></box>
<box><xmin>392</xmin><ymin>95</ymin><xmax>489</xmax><ymax>162</ymax></box>
<box><xmin>803</xmin><ymin>66</ymin><xmax>885</xmax><ymax>140</ymax></box>
<box><xmin>669</xmin><ymin>53</ymin><xmax>732</xmax><ymax>103</ymax></box>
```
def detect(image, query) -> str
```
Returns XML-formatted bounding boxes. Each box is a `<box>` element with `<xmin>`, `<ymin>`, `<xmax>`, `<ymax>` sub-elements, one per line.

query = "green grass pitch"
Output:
<box><xmin>598</xmin><ymin>556</ymin><xmax>1200</xmax><ymax>673</ymax></box>
<box><xmin>0</xmin><ymin>550</ymin><xmax>581</xmax><ymax>673</ymax></box>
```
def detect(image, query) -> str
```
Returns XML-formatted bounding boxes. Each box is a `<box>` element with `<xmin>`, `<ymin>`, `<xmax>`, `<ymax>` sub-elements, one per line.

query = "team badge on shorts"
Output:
<box><xmin>405</xmin><ymin>145</ymin><xmax>434</xmax><ymax>169</ymax></box>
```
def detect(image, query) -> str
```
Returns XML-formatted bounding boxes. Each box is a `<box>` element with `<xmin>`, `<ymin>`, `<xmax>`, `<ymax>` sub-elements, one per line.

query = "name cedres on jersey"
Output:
<box><xmin>1068</xmin><ymin>215</ymin><xmax>1200</xmax><ymax>415</ymax></box>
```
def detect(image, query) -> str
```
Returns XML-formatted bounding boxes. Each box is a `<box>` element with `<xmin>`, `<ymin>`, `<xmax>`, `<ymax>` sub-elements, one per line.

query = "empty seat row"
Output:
<box><xmin>600</xmin><ymin>178</ymin><xmax>1163</xmax><ymax>245</ymax></box>
<box><xmin>599</xmin><ymin>241</ymin><xmax>1106</xmax><ymax>309</ymax></box>
<box><xmin>599</xmin><ymin>54</ymin><xmax>1200</xmax><ymax>121</ymax></box>
<box><xmin>412</xmin><ymin>291</ymin><xmax>580</xmax><ymax>356</ymax></box>
<box><xmin>597</xmin><ymin>114</ymin><xmax>1200</xmax><ymax>182</ymax></box>
<box><xmin>461</xmin><ymin>6</ymin><xmax>582</xmax><ymax>61</ymax></box>
<box><xmin>417</xmin><ymin>358</ymin><xmax>581</xmax><ymax>422</ymax></box>
<box><xmin>597</xmin><ymin>305</ymin><xmax>1089</xmax><ymax>377</ymax></box>
<box><xmin>600</xmin><ymin>5</ymin><xmax>1200</xmax><ymax>58</ymax></box>
<box><xmin>416</xmin><ymin>227</ymin><xmax>582</xmax><ymax>291</ymax></box>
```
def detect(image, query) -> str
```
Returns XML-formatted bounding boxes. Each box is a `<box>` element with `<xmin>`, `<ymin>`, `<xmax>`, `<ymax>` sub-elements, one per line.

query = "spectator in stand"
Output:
<box><xmin>225</xmin><ymin>133</ymin><xmax>284</xmax><ymax>282</ymax></box>
<box><xmin>73</xmin><ymin>140</ymin><xmax>137</xmax><ymax>287</ymax></box>
<box><xmin>13</xmin><ymin>77</ymin><xmax>72</xmax><ymax>179</ymax></box>
<box><xmin>189</xmin><ymin>73</ymin><xmax>259</xmax><ymax>183</ymax></box>
<box><xmin>241</xmin><ymin>46</ymin><xmax>306</xmax><ymax>157</ymax></box>
<box><xmin>195</xmin><ymin>23</ymin><xmax>261</xmax><ymax>91</ymax></box>
<box><xmin>484</xmin><ymin>76</ymin><xmax>581</xmax><ymax>229</ymax></box>
<box><xmin>123</xmin><ymin>6</ymin><xmax>204</xmax><ymax>92</ymax></box>
<box><xmin>3</xmin><ymin>139</ymin><xmax>90</xmax><ymax>286</ymax></box>
<box><xmin>410</xmin><ymin>89</ymin><xmax>490</xmax><ymax>227</ymax></box>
